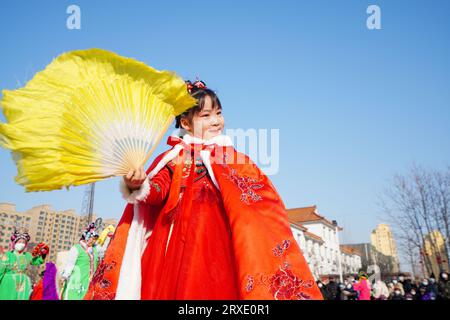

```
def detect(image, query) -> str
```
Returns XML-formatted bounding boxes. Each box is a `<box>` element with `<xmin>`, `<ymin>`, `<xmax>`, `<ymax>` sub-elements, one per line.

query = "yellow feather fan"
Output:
<box><xmin>0</xmin><ymin>49</ymin><xmax>196</xmax><ymax>191</ymax></box>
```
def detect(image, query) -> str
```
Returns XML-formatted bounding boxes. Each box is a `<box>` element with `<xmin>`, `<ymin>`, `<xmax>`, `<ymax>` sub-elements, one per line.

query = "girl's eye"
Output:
<box><xmin>201</xmin><ymin>114</ymin><xmax>209</xmax><ymax>118</ymax></box>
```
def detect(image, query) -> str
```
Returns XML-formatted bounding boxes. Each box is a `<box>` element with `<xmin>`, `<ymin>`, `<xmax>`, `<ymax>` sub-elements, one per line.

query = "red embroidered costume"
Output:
<box><xmin>84</xmin><ymin>133</ymin><xmax>322</xmax><ymax>300</ymax></box>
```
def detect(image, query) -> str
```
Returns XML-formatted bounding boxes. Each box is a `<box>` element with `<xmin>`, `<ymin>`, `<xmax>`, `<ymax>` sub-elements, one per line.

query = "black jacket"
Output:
<box><xmin>400</xmin><ymin>279</ymin><xmax>414</xmax><ymax>293</ymax></box>
<box><xmin>326</xmin><ymin>281</ymin><xmax>339</xmax><ymax>300</ymax></box>
<box><xmin>438</xmin><ymin>278</ymin><xmax>450</xmax><ymax>300</ymax></box>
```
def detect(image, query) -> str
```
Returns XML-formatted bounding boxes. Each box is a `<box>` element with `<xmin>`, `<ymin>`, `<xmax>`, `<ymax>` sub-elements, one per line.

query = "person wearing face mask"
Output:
<box><xmin>438</xmin><ymin>272</ymin><xmax>450</xmax><ymax>300</ymax></box>
<box><xmin>421</xmin><ymin>278</ymin><xmax>429</xmax><ymax>290</ymax></box>
<box><xmin>341</xmin><ymin>281</ymin><xmax>358</xmax><ymax>300</ymax></box>
<box><xmin>392</xmin><ymin>277</ymin><xmax>405</xmax><ymax>295</ymax></box>
<box><xmin>0</xmin><ymin>229</ymin><xmax>48</xmax><ymax>300</ymax></box>
<box><xmin>417</xmin><ymin>284</ymin><xmax>431</xmax><ymax>300</ymax></box>
<box><xmin>326</xmin><ymin>277</ymin><xmax>339</xmax><ymax>300</ymax></box>
<box><xmin>427</xmin><ymin>276</ymin><xmax>438</xmax><ymax>299</ymax></box>
<box><xmin>60</xmin><ymin>222</ymin><xmax>99</xmax><ymax>300</ymax></box>
<box><xmin>398</xmin><ymin>273</ymin><xmax>413</xmax><ymax>294</ymax></box>
<box><xmin>373</xmin><ymin>279</ymin><xmax>389</xmax><ymax>300</ymax></box>
<box><xmin>391</xmin><ymin>287</ymin><xmax>404</xmax><ymax>300</ymax></box>
<box><xmin>408</xmin><ymin>288</ymin><xmax>418</xmax><ymax>300</ymax></box>
<box><xmin>353</xmin><ymin>271</ymin><xmax>371</xmax><ymax>300</ymax></box>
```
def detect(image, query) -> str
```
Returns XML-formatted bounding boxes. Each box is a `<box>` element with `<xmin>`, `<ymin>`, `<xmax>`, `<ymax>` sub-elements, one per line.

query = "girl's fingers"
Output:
<box><xmin>125</xmin><ymin>167</ymin><xmax>146</xmax><ymax>187</ymax></box>
<box><xmin>126</xmin><ymin>170</ymin><xmax>134</xmax><ymax>180</ymax></box>
<box><xmin>133</xmin><ymin>170</ymin><xmax>140</xmax><ymax>182</ymax></box>
<box><xmin>140</xmin><ymin>167</ymin><xmax>147</xmax><ymax>180</ymax></box>
<box><xmin>134</xmin><ymin>167</ymin><xmax>144</xmax><ymax>181</ymax></box>
<box><xmin>132</xmin><ymin>170</ymin><xmax>144</xmax><ymax>183</ymax></box>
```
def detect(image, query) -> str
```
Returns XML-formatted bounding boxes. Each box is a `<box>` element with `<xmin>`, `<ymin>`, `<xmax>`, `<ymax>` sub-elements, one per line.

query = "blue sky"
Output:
<box><xmin>1</xmin><ymin>0</ymin><xmax>450</xmax><ymax>266</ymax></box>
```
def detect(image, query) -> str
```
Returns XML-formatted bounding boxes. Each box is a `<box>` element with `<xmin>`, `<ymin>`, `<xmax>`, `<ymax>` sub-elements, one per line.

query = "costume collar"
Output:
<box><xmin>169</xmin><ymin>129</ymin><xmax>233</xmax><ymax>147</ymax></box>
<box><xmin>148</xmin><ymin>130</ymin><xmax>232</xmax><ymax>187</ymax></box>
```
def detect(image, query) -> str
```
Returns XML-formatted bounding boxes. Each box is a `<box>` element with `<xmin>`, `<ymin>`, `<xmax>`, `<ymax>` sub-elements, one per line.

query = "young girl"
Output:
<box><xmin>85</xmin><ymin>80</ymin><xmax>322</xmax><ymax>300</ymax></box>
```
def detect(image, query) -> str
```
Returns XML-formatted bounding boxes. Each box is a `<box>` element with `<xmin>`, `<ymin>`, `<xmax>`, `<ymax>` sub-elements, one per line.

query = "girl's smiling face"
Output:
<box><xmin>180</xmin><ymin>95</ymin><xmax>224</xmax><ymax>140</ymax></box>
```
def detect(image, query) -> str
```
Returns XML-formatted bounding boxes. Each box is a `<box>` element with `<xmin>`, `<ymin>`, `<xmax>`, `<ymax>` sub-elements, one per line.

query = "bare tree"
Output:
<box><xmin>397</xmin><ymin>235</ymin><xmax>421</xmax><ymax>279</ymax></box>
<box><xmin>379</xmin><ymin>165</ymin><xmax>450</xmax><ymax>277</ymax></box>
<box><xmin>430</xmin><ymin>168</ymin><xmax>450</xmax><ymax>271</ymax></box>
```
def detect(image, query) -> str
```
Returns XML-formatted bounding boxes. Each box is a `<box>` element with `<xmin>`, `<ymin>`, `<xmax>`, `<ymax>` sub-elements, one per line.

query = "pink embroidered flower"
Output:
<box><xmin>246</xmin><ymin>276</ymin><xmax>255</xmax><ymax>292</ymax></box>
<box><xmin>269</xmin><ymin>266</ymin><xmax>313</xmax><ymax>300</ymax></box>
<box><xmin>91</xmin><ymin>260</ymin><xmax>116</xmax><ymax>289</ymax></box>
<box><xmin>272</xmin><ymin>240</ymin><xmax>291</xmax><ymax>257</ymax></box>
<box><xmin>225</xmin><ymin>169</ymin><xmax>264</xmax><ymax>204</ymax></box>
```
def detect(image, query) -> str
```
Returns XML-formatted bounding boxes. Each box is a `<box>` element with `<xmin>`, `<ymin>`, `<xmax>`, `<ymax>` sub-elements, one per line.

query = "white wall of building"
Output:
<box><xmin>301</xmin><ymin>222</ymin><xmax>342</xmax><ymax>281</ymax></box>
<box><xmin>291</xmin><ymin>222</ymin><xmax>363</xmax><ymax>282</ymax></box>
<box><xmin>340</xmin><ymin>252</ymin><xmax>362</xmax><ymax>275</ymax></box>
<box><xmin>290</xmin><ymin>225</ymin><xmax>324</xmax><ymax>280</ymax></box>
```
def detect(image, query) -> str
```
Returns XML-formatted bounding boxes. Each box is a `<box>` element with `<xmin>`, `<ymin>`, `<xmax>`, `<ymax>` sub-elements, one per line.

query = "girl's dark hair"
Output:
<box><xmin>175</xmin><ymin>80</ymin><xmax>222</xmax><ymax>129</ymax></box>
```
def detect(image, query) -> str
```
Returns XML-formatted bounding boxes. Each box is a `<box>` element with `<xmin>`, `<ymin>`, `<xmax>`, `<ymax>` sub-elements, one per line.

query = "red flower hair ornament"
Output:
<box><xmin>32</xmin><ymin>242</ymin><xmax>50</xmax><ymax>257</ymax></box>
<box><xmin>186</xmin><ymin>80</ymin><xmax>207</xmax><ymax>94</ymax></box>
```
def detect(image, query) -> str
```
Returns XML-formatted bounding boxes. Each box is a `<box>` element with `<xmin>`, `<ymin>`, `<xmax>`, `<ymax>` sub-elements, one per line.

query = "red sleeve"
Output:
<box><xmin>30</xmin><ymin>280</ymin><xmax>44</xmax><ymax>300</ymax></box>
<box><xmin>143</xmin><ymin>165</ymin><xmax>172</xmax><ymax>205</ymax></box>
<box><xmin>210</xmin><ymin>147</ymin><xmax>323</xmax><ymax>300</ymax></box>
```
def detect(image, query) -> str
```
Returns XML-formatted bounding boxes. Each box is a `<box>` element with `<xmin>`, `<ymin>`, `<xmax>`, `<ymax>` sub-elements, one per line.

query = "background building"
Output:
<box><xmin>370</xmin><ymin>224</ymin><xmax>400</xmax><ymax>274</ymax></box>
<box><xmin>345</xmin><ymin>242</ymin><xmax>400</xmax><ymax>279</ymax></box>
<box><xmin>344</xmin><ymin>243</ymin><xmax>376</xmax><ymax>271</ymax></box>
<box><xmin>289</xmin><ymin>219</ymin><xmax>325</xmax><ymax>279</ymax></box>
<box><xmin>288</xmin><ymin>205</ymin><xmax>345</xmax><ymax>282</ymax></box>
<box><xmin>340</xmin><ymin>245</ymin><xmax>362</xmax><ymax>275</ymax></box>
<box><xmin>423</xmin><ymin>230</ymin><xmax>449</xmax><ymax>278</ymax></box>
<box><xmin>0</xmin><ymin>203</ymin><xmax>36</xmax><ymax>250</ymax></box>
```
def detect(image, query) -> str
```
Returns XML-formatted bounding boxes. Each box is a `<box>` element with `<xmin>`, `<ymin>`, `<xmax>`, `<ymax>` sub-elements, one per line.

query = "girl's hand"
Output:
<box><xmin>123</xmin><ymin>167</ymin><xmax>147</xmax><ymax>191</ymax></box>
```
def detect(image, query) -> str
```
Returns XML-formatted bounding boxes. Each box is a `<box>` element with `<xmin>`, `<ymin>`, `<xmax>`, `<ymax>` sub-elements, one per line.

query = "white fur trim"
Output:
<box><xmin>170</xmin><ymin>129</ymin><xmax>233</xmax><ymax>147</ymax></box>
<box><xmin>119</xmin><ymin>178</ymin><xmax>151</xmax><ymax>204</ymax></box>
<box><xmin>200</xmin><ymin>149</ymin><xmax>220</xmax><ymax>191</ymax></box>
<box><xmin>145</xmin><ymin>134</ymin><xmax>233</xmax><ymax>180</ymax></box>
<box><xmin>182</xmin><ymin>133</ymin><xmax>234</xmax><ymax>147</ymax></box>
<box><xmin>115</xmin><ymin>203</ymin><xmax>146</xmax><ymax>300</ymax></box>
<box><xmin>148</xmin><ymin>144</ymin><xmax>184</xmax><ymax>179</ymax></box>
<box><xmin>204</xmin><ymin>134</ymin><xmax>233</xmax><ymax>147</ymax></box>
<box><xmin>147</xmin><ymin>132</ymin><xmax>232</xmax><ymax>190</ymax></box>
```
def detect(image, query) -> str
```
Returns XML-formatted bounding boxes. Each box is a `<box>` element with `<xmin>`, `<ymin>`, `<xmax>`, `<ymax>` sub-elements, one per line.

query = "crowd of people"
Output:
<box><xmin>317</xmin><ymin>271</ymin><xmax>450</xmax><ymax>300</ymax></box>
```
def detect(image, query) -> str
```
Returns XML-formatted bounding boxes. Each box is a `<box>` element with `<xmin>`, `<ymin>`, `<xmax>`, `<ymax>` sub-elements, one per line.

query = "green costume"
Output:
<box><xmin>61</xmin><ymin>243</ymin><xmax>98</xmax><ymax>300</ymax></box>
<box><xmin>0</xmin><ymin>251</ymin><xmax>44</xmax><ymax>300</ymax></box>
